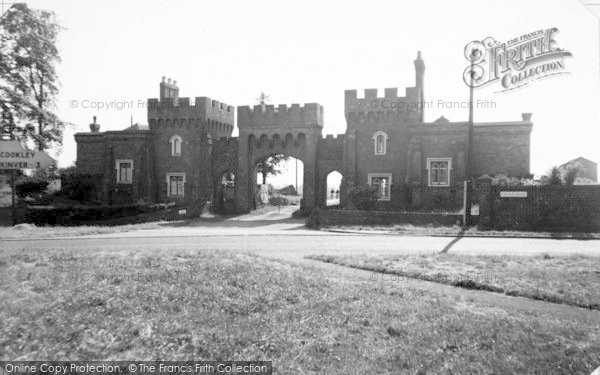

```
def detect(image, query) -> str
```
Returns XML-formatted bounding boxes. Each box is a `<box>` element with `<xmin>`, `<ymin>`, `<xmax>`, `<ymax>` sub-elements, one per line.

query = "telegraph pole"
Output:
<box><xmin>463</xmin><ymin>50</ymin><xmax>477</xmax><ymax>227</ymax></box>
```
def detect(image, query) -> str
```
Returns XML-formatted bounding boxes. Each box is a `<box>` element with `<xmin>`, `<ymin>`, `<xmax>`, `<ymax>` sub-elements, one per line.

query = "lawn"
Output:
<box><xmin>0</xmin><ymin>221</ymin><xmax>165</xmax><ymax>239</ymax></box>
<box><xmin>1</xmin><ymin>246</ymin><xmax>599</xmax><ymax>374</ymax></box>
<box><xmin>307</xmin><ymin>253</ymin><xmax>600</xmax><ymax>310</ymax></box>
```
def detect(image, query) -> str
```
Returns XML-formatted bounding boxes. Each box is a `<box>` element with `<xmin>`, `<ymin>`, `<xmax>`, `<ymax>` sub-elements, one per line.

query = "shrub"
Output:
<box><xmin>348</xmin><ymin>184</ymin><xmax>378</xmax><ymax>211</ymax></box>
<box><xmin>14</xmin><ymin>177</ymin><xmax>49</xmax><ymax>199</ymax></box>
<box><xmin>564</xmin><ymin>165</ymin><xmax>580</xmax><ymax>186</ymax></box>
<box><xmin>269</xmin><ymin>195</ymin><xmax>289</xmax><ymax>206</ymax></box>
<box><xmin>61</xmin><ymin>172</ymin><xmax>101</xmax><ymax>202</ymax></box>
<box><xmin>541</xmin><ymin>166</ymin><xmax>563</xmax><ymax>186</ymax></box>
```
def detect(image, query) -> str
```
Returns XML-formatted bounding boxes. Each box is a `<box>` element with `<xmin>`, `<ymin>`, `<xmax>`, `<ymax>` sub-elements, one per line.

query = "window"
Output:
<box><xmin>115</xmin><ymin>159</ymin><xmax>133</xmax><ymax>184</ymax></box>
<box><xmin>368</xmin><ymin>173</ymin><xmax>392</xmax><ymax>201</ymax></box>
<box><xmin>166</xmin><ymin>173</ymin><xmax>185</xmax><ymax>197</ymax></box>
<box><xmin>170</xmin><ymin>135</ymin><xmax>182</xmax><ymax>156</ymax></box>
<box><xmin>427</xmin><ymin>158</ymin><xmax>452</xmax><ymax>187</ymax></box>
<box><xmin>372</xmin><ymin>131</ymin><xmax>388</xmax><ymax>155</ymax></box>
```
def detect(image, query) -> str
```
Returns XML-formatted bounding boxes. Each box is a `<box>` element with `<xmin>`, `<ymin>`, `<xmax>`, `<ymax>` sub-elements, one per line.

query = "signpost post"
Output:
<box><xmin>0</xmin><ymin>141</ymin><xmax>55</xmax><ymax>225</ymax></box>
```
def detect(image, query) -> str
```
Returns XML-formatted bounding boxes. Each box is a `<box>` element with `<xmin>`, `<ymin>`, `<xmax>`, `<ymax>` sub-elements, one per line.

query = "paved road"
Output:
<box><xmin>4</xmin><ymin>217</ymin><xmax>600</xmax><ymax>258</ymax></box>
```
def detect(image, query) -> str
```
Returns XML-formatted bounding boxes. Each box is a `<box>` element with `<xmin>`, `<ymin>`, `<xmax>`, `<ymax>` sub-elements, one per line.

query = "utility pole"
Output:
<box><xmin>463</xmin><ymin>50</ymin><xmax>477</xmax><ymax>227</ymax></box>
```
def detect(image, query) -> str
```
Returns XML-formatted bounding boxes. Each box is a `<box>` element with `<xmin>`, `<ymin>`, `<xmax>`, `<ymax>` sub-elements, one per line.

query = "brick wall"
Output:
<box><xmin>308</xmin><ymin>208</ymin><xmax>462</xmax><ymax>227</ymax></box>
<box><xmin>478</xmin><ymin>184</ymin><xmax>600</xmax><ymax>232</ymax></box>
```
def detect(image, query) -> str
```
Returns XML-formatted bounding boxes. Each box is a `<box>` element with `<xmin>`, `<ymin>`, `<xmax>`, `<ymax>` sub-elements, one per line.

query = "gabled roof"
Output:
<box><xmin>124</xmin><ymin>123</ymin><xmax>149</xmax><ymax>131</ymax></box>
<box><xmin>559</xmin><ymin>156</ymin><xmax>597</xmax><ymax>168</ymax></box>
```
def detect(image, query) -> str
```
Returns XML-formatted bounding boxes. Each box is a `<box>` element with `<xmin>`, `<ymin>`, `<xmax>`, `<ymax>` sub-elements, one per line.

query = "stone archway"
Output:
<box><xmin>235</xmin><ymin>104</ymin><xmax>324</xmax><ymax>214</ymax></box>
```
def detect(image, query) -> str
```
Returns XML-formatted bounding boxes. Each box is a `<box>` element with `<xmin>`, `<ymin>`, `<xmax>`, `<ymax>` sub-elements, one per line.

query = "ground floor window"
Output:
<box><xmin>427</xmin><ymin>158</ymin><xmax>452</xmax><ymax>187</ymax></box>
<box><xmin>166</xmin><ymin>173</ymin><xmax>185</xmax><ymax>197</ymax></box>
<box><xmin>115</xmin><ymin>159</ymin><xmax>133</xmax><ymax>184</ymax></box>
<box><xmin>368</xmin><ymin>173</ymin><xmax>392</xmax><ymax>201</ymax></box>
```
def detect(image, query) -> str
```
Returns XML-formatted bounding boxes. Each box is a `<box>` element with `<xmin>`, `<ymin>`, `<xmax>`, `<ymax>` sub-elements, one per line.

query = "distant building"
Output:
<box><xmin>559</xmin><ymin>157</ymin><xmax>598</xmax><ymax>183</ymax></box>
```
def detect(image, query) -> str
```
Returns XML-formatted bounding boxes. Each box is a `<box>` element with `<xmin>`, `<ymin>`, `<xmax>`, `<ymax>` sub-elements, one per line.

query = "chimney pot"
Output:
<box><xmin>89</xmin><ymin>115</ymin><xmax>100</xmax><ymax>133</ymax></box>
<box><xmin>521</xmin><ymin>113</ymin><xmax>533</xmax><ymax>121</ymax></box>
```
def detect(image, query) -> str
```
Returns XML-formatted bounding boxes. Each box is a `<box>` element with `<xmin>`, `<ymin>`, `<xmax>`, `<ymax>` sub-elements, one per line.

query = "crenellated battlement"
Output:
<box><xmin>344</xmin><ymin>87</ymin><xmax>422</xmax><ymax>115</ymax></box>
<box><xmin>319</xmin><ymin>134</ymin><xmax>345</xmax><ymax>160</ymax></box>
<box><xmin>238</xmin><ymin>103</ymin><xmax>323</xmax><ymax>129</ymax></box>
<box><xmin>147</xmin><ymin>96</ymin><xmax>235</xmax><ymax>126</ymax></box>
<box><xmin>322</xmin><ymin>133</ymin><xmax>346</xmax><ymax>143</ymax></box>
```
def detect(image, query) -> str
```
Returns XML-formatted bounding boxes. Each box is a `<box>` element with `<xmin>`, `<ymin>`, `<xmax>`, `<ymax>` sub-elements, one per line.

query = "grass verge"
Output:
<box><xmin>1</xmin><ymin>246</ymin><xmax>599</xmax><ymax>373</ymax></box>
<box><xmin>307</xmin><ymin>253</ymin><xmax>600</xmax><ymax>310</ymax></box>
<box><xmin>0</xmin><ymin>221</ymin><xmax>166</xmax><ymax>239</ymax></box>
<box><xmin>323</xmin><ymin>224</ymin><xmax>600</xmax><ymax>239</ymax></box>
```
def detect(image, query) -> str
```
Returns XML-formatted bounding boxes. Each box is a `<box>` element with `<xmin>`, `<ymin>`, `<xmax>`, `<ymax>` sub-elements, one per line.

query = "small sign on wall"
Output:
<box><xmin>500</xmin><ymin>191</ymin><xmax>528</xmax><ymax>198</ymax></box>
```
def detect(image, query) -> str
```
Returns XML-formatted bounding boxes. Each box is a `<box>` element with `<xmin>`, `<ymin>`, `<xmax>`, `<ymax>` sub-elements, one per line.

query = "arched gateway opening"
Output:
<box><xmin>215</xmin><ymin>171</ymin><xmax>236</xmax><ymax>213</ymax></box>
<box><xmin>325</xmin><ymin>170</ymin><xmax>343</xmax><ymax>207</ymax></box>
<box><xmin>252</xmin><ymin>154</ymin><xmax>304</xmax><ymax>212</ymax></box>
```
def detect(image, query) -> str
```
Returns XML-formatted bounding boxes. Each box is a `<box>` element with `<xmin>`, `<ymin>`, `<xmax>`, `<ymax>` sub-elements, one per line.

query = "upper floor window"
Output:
<box><xmin>170</xmin><ymin>135</ymin><xmax>182</xmax><ymax>156</ymax></box>
<box><xmin>115</xmin><ymin>159</ymin><xmax>133</xmax><ymax>184</ymax></box>
<box><xmin>427</xmin><ymin>158</ymin><xmax>452</xmax><ymax>187</ymax></box>
<box><xmin>372</xmin><ymin>131</ymin><xmax>388</xmax><ymax>155</ymax></box>
<box><xmin>368</xmin><ymin>173</ymin><xmax>392</xmax><ymax>201</ymax></box>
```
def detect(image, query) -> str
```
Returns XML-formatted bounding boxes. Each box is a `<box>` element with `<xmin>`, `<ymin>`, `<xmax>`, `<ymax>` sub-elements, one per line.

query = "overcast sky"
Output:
<box><xmin>22</xmin><ymin>0</ymin><xmax>600</xmax><ymax>177</ymax></box>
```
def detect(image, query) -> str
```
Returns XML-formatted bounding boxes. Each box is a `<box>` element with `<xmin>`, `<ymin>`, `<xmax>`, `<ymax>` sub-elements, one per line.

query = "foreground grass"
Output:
<box><xmin>308</xmin><ymin>253</ymin><xmax>600</xmax><ymax>310</ymax></box>
<box><xmin>1</xmin><ymin>247</ymin><xmax>600</xmax><ymax>374</ymax></box>
<box><xmin>0</xmin><ymin>221</ymin><xmax>166</xmax><ymax>239</ymax></box>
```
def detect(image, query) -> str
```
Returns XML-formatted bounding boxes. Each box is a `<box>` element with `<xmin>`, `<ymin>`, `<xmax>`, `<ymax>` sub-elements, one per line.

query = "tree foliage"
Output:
<box><xmin>0</xmin><ymin>3</ymin><xmax>65</xmax><ymax>150</ymax></box>
<box><xmin>564</xmin><ymin>164</ymin><xmax>581</xmax><ymax>186</ymax></box>
<box><xmin>257</xmin><ymin>154</ymin><xmax>290</xmax><ymax>185</ymax></box>
<box><xmin>541</xmin><ymin>166</ymin><xmax>563</xmax><ymax>186</ymax></box>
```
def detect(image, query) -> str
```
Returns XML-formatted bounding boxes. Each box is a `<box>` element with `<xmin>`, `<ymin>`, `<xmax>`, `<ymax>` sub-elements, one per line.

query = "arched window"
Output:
<box><xmin>427</xmin><ymin>158</ymin><xmax>452</xmax><ymax>187</ymax></box>
<box><xmin>170</xmin><ymin>135</ymin><xmax>182</xmax><ymax>156</ymax></box>
<box><xmin>372</xmin><ymin>131</ymin><xmax>388</xmax><ymax>155</ymax></box>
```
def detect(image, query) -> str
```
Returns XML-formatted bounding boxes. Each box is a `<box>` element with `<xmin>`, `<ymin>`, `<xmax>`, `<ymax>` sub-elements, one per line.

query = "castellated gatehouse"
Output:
<box><xmin>75</xmin><ymin>53</ymin><xmax>533</xmax><ymax>213</ymax></box>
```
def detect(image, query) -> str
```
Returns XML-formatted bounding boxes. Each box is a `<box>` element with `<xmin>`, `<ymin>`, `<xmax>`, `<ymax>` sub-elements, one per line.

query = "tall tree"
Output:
<box><xmin>0</xmin><ymin>3</ymin><xmax>64</xmax><ymax>150</ymax></box>
<box><xmin>254</xmin><ymin>92</ymin><xmax>289</xmax><ymax>184</ymax></box>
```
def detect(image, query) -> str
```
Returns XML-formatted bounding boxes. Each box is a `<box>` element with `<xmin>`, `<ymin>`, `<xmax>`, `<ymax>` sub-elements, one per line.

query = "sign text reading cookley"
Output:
<box><xmin>0</xmin><ymin>141</ymin><xmax>55</xmax><ymax>169</ymax></box>
<box><xmin>463</xmin><ymin>28</ymin><xmax>573</xmax><ymax>92</ymax></box>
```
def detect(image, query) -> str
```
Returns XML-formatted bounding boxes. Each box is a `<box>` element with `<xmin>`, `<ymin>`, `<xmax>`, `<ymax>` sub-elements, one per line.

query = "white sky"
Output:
<box><xmin>22</xmin><ymin>0</ymin><xmax>600</xmax><ymax>178</ymax></box>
